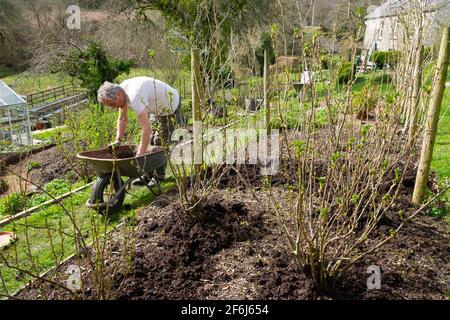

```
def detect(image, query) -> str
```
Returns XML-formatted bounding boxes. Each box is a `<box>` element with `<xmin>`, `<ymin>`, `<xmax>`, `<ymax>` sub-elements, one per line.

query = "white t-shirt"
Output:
<box><xmin>119</xmin><ymin>77</ymin><xmax>180</xmax><ymax>116</ymax></box>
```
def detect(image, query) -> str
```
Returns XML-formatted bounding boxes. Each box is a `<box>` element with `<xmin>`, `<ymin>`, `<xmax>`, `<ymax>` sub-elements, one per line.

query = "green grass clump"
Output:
<box><xmin>314</xmin><ymin>107</ymin><xmax>338</xmax><ymax>128</ymax></box>
<box><xmin>27</xmin><ymin>162</ymin><xmax>41</xmax><ymax>171</ymax></box>
<box><xmin>0</xmin><ymin>192</ymin><xmax>29</xmax><ymax>217</ymax></box>
<box><xmin>32</xmin><ymin>127</ymin><xmax>69</xmax><ymax>142</ymax></box>
<box><xmin>29</xmin><ymin>179</ymin><xmax>86</xmax><ymax>207</ymax></box>
<box><xmin>0</xmin><ymin>179</ymin><xmax>87</xmax><ymax>217</ymax></box>
<box><xmin>337</xmin><ymin>62</ymin><xmax>356</xmax><ymax>84</ymax></box>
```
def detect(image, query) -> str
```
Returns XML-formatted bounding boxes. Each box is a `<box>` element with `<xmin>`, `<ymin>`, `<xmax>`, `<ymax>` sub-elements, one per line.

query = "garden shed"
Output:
<box><xmin>0</xmin><ymin>80</ymin><xmax>32</xmax><ymax>146</ymax></box>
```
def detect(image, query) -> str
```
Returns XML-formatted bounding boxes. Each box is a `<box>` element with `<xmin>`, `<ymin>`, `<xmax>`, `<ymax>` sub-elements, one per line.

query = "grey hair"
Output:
<box><xmin>97</xmin><ymin>81</ymin><xmax>123</xmax><ymax>103</ymax></box>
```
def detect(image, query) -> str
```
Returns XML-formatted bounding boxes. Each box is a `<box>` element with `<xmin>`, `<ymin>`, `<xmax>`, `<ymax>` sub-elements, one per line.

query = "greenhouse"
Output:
<box><xmin>0</xmin><ymin>80</ymin><xmax>32</xmax><ymax>146</ymax></box>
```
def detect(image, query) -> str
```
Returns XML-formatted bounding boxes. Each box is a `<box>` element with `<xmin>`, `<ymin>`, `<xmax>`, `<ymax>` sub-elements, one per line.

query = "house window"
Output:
<box><xmin>377</xmin><ymin>21</ymin><xmax>384</xmax><ymax>41</ymax></box>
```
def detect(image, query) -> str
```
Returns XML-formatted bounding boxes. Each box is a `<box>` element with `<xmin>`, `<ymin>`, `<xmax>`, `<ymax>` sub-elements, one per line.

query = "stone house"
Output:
<box><xmin>362</xmin><ymin>0</ymin><xmax>450</xmax><ymax>62</ymax></box>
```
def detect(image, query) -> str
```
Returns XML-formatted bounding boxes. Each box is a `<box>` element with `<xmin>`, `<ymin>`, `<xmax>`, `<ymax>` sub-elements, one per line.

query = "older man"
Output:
<box><xmin>97</xmin><ymin>76</ymin><xmax>183</xmax><ymax>154</ymax></box>
<box><xmin>97</xmin><ymin>76</ymin><xmax>183</xmax><ymax>184</ymax></box>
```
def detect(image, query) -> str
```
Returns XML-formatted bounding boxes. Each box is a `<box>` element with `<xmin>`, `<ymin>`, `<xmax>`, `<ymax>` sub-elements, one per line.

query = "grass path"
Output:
<box><xmin>432</xmin><ymin>85</ymin><xmax>450</xmax><ymax>179</ymax></box>
<box><xmin>0</xmin><ymin>180</ymin><xmax>176</xmax><ymax>296</ymax></box>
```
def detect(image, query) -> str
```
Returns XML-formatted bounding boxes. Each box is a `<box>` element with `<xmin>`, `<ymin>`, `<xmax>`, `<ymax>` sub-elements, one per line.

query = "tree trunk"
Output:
<box><xmin>412</xmin><ymin>27</ymin><xmax>450</xmax><ymax>205</ymax></box>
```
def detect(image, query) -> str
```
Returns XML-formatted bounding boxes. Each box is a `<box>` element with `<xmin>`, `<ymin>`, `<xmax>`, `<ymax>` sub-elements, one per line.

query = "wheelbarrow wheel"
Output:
<box><xmin>90</xmin><ymin>174</ymin><xmax>125</xmax><ymax>214</ymax></box>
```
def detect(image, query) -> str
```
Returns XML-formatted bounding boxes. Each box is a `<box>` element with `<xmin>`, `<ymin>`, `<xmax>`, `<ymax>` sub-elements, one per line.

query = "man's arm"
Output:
<box><xmin>136</xmin><ymin>111</ymin><xmax>152</xmax><ymax>155</ymax></box>
<box><xmin>116</xmin><ymin>105</ymin><xmax>129</xmax><ymax>141</ymax></box>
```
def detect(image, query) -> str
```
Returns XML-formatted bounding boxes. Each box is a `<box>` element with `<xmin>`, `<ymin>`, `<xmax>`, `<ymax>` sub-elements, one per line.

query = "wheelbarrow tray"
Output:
<box><xmin>77</xmin><ymin>145</ymin><xmax>166</xmax><ymax>178</ymax></box>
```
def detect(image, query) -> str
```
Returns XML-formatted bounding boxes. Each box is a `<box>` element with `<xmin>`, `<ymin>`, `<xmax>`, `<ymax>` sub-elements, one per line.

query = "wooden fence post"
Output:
<box><xmin>412</xmin><ymin>27</ymin><xmax>450</xmax><ymax>204</ymax></box>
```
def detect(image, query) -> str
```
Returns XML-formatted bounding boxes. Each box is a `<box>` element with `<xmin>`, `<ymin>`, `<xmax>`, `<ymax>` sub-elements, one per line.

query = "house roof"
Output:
<box><xmin>365</xmin><ymin>0</ymin><xmax>448</xmax><ymax>20</ymax></box>
<box><xmin>0</xmin><ymin>80</ymin><xmax>26</xmax><ymax>107</ymax></box>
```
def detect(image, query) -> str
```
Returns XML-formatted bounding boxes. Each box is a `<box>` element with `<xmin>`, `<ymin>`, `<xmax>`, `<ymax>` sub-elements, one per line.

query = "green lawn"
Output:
<box><xmin>32</xmin><ymin>126</ymin><xmax>69</xmax><ymax>142</ymax></box>
<box><xmin>431</xmin><ymin>83</ymin><xmax>450</xmax><ymax>215</ymax></box>
<box><xmin>0</xmin><ymin>179</ymin><xmax>176</xmax><ymax>296</ymax></box>
<box><xmin>432</xmin><ymin>86</ymin><xmax>450</xmax><ymax>179</ymax></box>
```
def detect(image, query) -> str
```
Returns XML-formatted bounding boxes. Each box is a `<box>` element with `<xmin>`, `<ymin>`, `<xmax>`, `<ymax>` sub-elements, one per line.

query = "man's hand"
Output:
<box><xmin>108</xmin><ymin>139</ymin><xmax>122</xmax><ymax>152</ymax></box>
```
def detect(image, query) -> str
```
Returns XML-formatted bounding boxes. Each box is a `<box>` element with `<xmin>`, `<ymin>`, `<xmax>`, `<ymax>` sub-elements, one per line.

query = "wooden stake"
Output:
<box><xmin>264</xmin><ymin>50</ymin><xmax>270</xmax><ymax>128</ymax></box>
<box><xmin>191</xmin><ymin>48</ymin><xmax>202</xmax><ymax>122</ymax></box>
<box><xmin>191</xmin><ymin>48</ymin><xmax>203</xmax><ymax>168</ymax></box>
<box><xmin>412</xmin><ymin>27</ymin><xmax>450</xmax><ymax>204</ymax></box>
<box><xmin>408</xmin><ymin>45</ymin><xmax>423</xmax><ymax>143</ymax></box>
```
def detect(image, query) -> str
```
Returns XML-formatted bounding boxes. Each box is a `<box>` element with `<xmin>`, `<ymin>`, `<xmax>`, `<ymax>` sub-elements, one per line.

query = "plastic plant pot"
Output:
<box><xmin>245</xmin><ymin>98</ymin><xmax>263</xmax><ymax>112</ymax></box>
<box><xmin>0</xmin><ymin>231</ymin><xmax>17</xmax><ymax>249</ymax></box>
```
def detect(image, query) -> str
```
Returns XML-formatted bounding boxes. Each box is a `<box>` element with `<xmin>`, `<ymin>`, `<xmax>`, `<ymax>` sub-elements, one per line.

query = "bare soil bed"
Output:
<box><xmin>0</xmin><ymin>143</ymin><xmax>86</xmax><ymax>195</ymax></box>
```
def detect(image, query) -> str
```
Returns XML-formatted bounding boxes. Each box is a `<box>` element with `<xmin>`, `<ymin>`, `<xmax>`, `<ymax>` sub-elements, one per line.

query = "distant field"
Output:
<box><xmin>1</xmin><ymin>68</ymin><xmax>189</xmax><ymax>96</ymax></box>
<box><xmin>1</xmin><ymin>72</ymin><xmax>74</xmax><ymax>96</ymax></box>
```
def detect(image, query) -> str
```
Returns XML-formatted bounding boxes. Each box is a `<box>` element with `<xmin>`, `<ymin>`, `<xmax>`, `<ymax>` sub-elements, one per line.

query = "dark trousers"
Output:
<box><xmin>152</xmin><ymin>100</ymin><xmax>183</xmax><ymax>179</ymax></box>
<box><xmin>154</xmin><ymin>106</ymin><xmax>184</xmax><ymax>145</ymax></box>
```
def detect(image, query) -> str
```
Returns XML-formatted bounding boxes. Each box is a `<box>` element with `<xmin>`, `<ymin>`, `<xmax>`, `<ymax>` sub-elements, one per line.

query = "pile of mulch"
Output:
<box><xmin>117</xmin><ymin>194</ymin><xmax>265</xmax><ymax>299</ymax></box>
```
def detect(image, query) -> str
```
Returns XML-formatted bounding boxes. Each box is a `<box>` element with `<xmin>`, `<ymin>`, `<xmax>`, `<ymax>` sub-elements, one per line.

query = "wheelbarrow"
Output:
<box><xmin>77</xmin><ymin>145</ymin><xmax>167</xmax><ymax>214</ymax></box>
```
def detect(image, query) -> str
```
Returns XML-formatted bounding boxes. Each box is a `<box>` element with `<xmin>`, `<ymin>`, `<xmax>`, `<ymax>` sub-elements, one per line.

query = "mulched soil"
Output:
<box><xmin>119</xmin><ymin>176</ymin><xmax>449</xmax><ymax>300</ymax></box>
<box><xmin>14</xmin><ymin>170</ymin><xmax>449</xmax><ymax>300</ymax></box>
<box><xmin>27</xmin><ymin>144</ymin><xmax>83</xmax><ymax>185</ymax></box>
<box><xmin>10</xmin><ymin>127</ymin><xmax>450</xmax><ymax>300</ymax></box>
<box><xmin>117</xmin><ymin>194</ymin><xmax>265</xmax><ymax>299</ymax></box>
